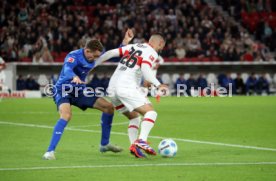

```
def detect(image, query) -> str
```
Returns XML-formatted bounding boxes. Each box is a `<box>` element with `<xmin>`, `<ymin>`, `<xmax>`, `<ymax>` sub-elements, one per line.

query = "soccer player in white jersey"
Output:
<box><xmin>96</xmin><ymin>33</ymin><xmax>167</xmax><ymax>158</ymax></box>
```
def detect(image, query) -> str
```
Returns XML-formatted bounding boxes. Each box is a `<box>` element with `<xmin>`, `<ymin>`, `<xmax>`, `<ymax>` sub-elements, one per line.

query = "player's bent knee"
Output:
<box><xmin>145</xmin><ymin>110</ymin><xmax>157</xmax><ymax>120</ymax></box>
<box><xmin>58</xmin><ymin>103</ymin><xmax>71</xmax><ymax>121</ymax></box>
<box><xmin>135</xmin><ymin>104</ymin><xmax>154</xmax><ymax>115</ymax></box>
<box><xmin>102</xmin><ymin>103</ymin><xmax>114</xmax><ymax>114</ymax></box>
<box><xmin>61</xmin><ymin>112</ymin><xmax>72</xmax><ymax>121</ymax></box>
<box><xmin>124</xmin><ymin>111</ymin><xmax>140</xmax><ymax>119</ymax></box>
<box><xmin>105</xmin><ymin>104</ymin><xmax>114</xmax><ymax>114</ymax></box>
<box><xmin>93</xmin><ymin>98</ymin><xmax>114</xmax><ymax>114</ymax></box>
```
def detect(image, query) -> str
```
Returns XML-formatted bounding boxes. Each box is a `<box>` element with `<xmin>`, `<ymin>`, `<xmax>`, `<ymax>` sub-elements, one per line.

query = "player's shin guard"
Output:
<box><xmin>101</xmin><ymin>112</ymin><xmax>113</xmax><ymax>146</ymax></box>
<box><xmin>128</xmin><ymin>117</ymin><xmax>141</xmax><ymax>144</ymax></box>
<box><xmin>47</xmin><ymin>119</ymin><xmax>68</xmax><ymax>151</ymax></box>
<box><xmin>139</xmin><ymin>111</ymin><xmax>157</xmax><ymax>141</ymax></box>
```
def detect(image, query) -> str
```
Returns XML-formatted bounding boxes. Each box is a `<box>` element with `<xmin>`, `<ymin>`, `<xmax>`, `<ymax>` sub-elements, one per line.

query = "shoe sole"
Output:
<box><xmin>100</xmin><ymin>149</ymin><xmax>122</xmax><ymax>153</ymax></box>
<box><xmin>42</xmin><ymin>157</ymin><xmax>56</xmax><ymax>160</ymax></box>
<box><xmin>129</xmin><ymin>148</ymin><xmax>145</xmax><ymax>158</ymax></box>
<box><xmin>100</xmin><ymin>148</ymin><xmax>123</xmax><ymax>153</ymax></box>
<box><xmin>111</xmin><ymin>149</ymin><xmax>123</xmax><ymax>153</ymax></box>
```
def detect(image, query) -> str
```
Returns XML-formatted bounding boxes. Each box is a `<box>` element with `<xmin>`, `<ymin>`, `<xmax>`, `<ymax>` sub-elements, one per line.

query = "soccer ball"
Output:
<box><xmin>158</xmin><ymin>139</ymin><xmax>177</xmax><ymax>157</ymax></box>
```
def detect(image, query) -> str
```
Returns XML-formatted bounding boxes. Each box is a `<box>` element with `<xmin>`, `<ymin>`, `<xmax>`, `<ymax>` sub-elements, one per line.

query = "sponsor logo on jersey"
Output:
<box><xmin>149</xmin><ymin>55</ymin><xmax>155</xmax><ymax>61</ymax></box>
<box><xmin>67</xmin><ymin>57</ymin><xmax>75</xmax><ymax>63</ymax></box>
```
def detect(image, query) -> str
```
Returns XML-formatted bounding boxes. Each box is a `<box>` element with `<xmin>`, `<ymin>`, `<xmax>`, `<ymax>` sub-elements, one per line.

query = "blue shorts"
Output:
<box><xmin>53</xmin><ymin>91</ymin><xmax>99</xmax><ymax>111</ymax></box>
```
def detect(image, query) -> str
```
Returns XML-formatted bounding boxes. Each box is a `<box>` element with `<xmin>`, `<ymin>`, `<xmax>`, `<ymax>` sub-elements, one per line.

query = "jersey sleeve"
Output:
<box><xmin>118</xmin><ymin>44</ymin><xmax>132</xmax><ymax>57</ymax></box>
<box><xmin>141</xmin><ymin>49</ymin><xmax>158</xmax><ymax>68</ymax></box>
<box><xmin>141</xmin><ymin>62</ymin><xmax>161</xmax><ymax>87</ymax></box>
<box><xmin>157</xmin><ymin>55</ymin><xmax>164</xmax><ymax>64</ymax></box>
<box><xmin>94</xmin><ymin>48</ymin><xmax>121</xmax><ymax>67</ymax></box>
<box><xmin>63</xmin><ymin>55</ymin><xmax>78</xmax><ymax>79</ymax></box>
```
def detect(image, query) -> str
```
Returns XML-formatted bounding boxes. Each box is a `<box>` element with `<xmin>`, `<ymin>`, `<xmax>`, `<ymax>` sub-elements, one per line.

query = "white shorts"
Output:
<box><xmin>107</xmin><ymin>86</ymin><xmax>151</xmax><ymax>113</ymax></box>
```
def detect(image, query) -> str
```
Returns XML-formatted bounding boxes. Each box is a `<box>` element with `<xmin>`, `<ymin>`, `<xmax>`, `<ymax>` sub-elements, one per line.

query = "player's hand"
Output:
<box><xmin>122</xmin><ymin>28</ymin><xmax>134</xmax><ymax>45</ymax></box>
<box><xmin>71</xmin><ymin>76</ymin><xmax>86</xmax><ymax>84</ymax></box>
<box><xmin>143</xmin><ymin>80</ymin><xmax>152</xmax><ymax>88</ymax></box>
<box><xmin>157</xmin><ymin>84</ymin><xmax>169</xmax><ymax>96</ymax></box>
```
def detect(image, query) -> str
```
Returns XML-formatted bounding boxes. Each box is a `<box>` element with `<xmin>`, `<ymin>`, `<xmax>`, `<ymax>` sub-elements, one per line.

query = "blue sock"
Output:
<box><xmin>101</xmin><ymin>113</ymin><xmax>113</xmax><ymax>146</ymax></box>
<box><xmin>47</xmin><ymin>119</ymin><xmax>68</xmax><ymax>151</ymax></box>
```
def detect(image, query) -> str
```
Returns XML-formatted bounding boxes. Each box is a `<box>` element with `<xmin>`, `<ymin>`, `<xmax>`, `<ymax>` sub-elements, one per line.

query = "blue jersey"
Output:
<box><xmin>55</xmin><ymin>48</ymin><xmax>100</xmax><ymax>93</ymax></box>
<box><xmin>53</xmin><ymin>46</ymin><xmax>122</xmax><ymax>110</ymax></box>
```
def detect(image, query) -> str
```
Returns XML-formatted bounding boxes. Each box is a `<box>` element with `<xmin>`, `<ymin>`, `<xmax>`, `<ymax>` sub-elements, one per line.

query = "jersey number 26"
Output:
<box><xmin>120</xmin><ymin>47</ymin><xmax>142</xmax><ymax>68</ymax></box>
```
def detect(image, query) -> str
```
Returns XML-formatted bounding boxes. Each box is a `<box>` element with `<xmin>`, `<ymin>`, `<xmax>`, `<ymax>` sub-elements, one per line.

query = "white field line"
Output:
<box><xmin>1</xmin><ymin>121</ymin><xmax>276</xmax><ymax>152</ymax></box>
<box><xmin>0</xmin><ymin>121</ymin><xmax>101</xmax><ymax>134</ymax></box>
<box><xmin>1</xmin><ymin>162</ymin><xmax>276</xmax><ymax>171</ymax></box>
<box><xmin>69</xmin><ymin>121</ymin><xmax>129</xmax><ymax>128</ymax></box>
<box><xmin>0</xmin><ymin>111</ymin><xmax>100</xmax><ymax>115</ymax></box>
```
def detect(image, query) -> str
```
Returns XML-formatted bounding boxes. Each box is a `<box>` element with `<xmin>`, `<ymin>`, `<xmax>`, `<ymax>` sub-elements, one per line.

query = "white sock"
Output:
<box><xmin>128</xmin><ymin>117</ymin><xmax>141</xmax><ymax>144</ymax></box>
<box><xmin>139</xmin><ymin>111</ymin><xmax>157</xmax><ymax>141</ymax></box>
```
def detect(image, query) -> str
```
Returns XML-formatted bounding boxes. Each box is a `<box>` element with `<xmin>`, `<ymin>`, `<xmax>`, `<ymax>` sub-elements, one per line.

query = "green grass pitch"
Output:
<box><xmin>0</xmin><ymin>96</ymin><xmax>276</xmax><ymax>180</ymax></box>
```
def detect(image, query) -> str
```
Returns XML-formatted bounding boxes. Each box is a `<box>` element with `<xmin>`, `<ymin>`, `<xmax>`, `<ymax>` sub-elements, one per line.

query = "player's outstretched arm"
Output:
<box><xmin>95</xmin><ymin>28</ymin><xmax>133</xmax><ymax>66</ymax></box>
<box><xmin>96</xmin><ymin>28</ymin><xmax>133</xmax><ymax>65</ymax></box>
<box><xmin>95</xmin><ymin>48</ymin><xmax>121</xmax><ymax>66</ymax></box>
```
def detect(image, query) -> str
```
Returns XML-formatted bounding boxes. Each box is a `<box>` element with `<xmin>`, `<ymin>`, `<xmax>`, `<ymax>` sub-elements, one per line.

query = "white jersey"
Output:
<box><xmin>151</xmin><ymin>55</ymin><xmax>164</xmax><ymax>77</ymax></box>
<box><xmin>152</xmin><ymin>55</ymin><xmax>164</xmax><ymax>70</ymax></box>
<box><xmin>109</xmin><ymin>43</ymin><xmax>159</xmax><ymax>88</ymax></box>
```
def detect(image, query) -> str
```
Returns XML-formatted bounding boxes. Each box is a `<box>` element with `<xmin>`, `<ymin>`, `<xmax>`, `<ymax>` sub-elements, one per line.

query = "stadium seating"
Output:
<box><xmin>273</xmin><ymin>74</ymin><xmax>276</xmax><ymax>87</ymax></box>
<box><xmin>171</xmin><ymin>73</ymin><xmax>180</xmax><ymax>83</ymax></box>
<box><xmin>241</xmin><ymin>73</ymin><xmax>249</xmax><ymax>83</ymax></box>
<box><xmin>161</xmin><ymin>73</ymin><xmax>172</xmax><ymax>86</ymax></box>
<box><xmin>183</xmin><ymin>73</ymin><xmax>190</xmax><ymax>80</ymax></box>
<box><xmin>206</xmin><ymin>73</ymin><xmax>218</xmax><ymax>85</ymax></box>
<box><xmin>230</xmin><ymin>73</ymin><xmax>237</xmax><ymax>79</ymax></box>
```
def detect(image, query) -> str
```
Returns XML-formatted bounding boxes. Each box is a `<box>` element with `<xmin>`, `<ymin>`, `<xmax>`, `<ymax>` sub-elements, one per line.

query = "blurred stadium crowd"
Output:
<box><xmin>1</xmin><ymin>0</ymin><xmax>275</xmax><ymax>63</ymax></box>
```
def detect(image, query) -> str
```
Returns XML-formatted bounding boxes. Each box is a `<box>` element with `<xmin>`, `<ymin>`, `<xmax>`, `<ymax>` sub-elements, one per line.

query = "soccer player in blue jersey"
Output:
<box><xmin>42</xmin><ymin>29</ymin><xmax>134</xmax><ymax>160</ymax></box>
